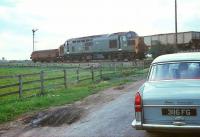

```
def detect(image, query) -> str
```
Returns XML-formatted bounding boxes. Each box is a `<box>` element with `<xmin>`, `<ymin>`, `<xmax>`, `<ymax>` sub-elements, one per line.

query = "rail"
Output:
<box><xmin>0</xmin><ymin>60</ymin><xmax>152</xmax><ymax>69</ymax></box>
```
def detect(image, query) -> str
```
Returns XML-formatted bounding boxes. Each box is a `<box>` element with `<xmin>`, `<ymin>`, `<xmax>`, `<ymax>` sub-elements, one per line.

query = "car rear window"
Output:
<box><xmin>149</xmin><ymin>62</ymin><xmax>200</xmax><ymax>81</ymax></box>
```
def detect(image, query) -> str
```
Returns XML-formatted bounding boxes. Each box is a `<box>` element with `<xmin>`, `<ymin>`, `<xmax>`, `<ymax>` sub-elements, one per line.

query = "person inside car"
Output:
<box><xmin>178</xmin><ymin>63</ymin><xmax>189</xmax><ymax>79</ymax></box>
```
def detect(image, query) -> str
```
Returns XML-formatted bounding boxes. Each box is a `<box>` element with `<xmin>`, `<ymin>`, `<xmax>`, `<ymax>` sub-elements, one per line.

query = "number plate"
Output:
<box><xmin>162</xmin><ymin>108</ymin><xmax>197</xmax><ymax>116</ymax></box>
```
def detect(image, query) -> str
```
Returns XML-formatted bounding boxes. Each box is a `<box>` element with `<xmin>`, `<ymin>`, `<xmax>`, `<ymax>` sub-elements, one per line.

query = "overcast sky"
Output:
<box><xmin>0</xmin><ymin>0</ymin><xmax>200</xmax><ymax>60</ymax></box>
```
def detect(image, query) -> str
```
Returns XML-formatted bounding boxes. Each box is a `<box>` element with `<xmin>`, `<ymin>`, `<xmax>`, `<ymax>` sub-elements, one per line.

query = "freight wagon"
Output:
<box><xmin>31</xmin><ymin>49</ymin><xmax>59</xmax><ymax>63</ymax></box>
<box><xmin>144</xmin><ymin>31</ymin><xmax>200</xmax><ymax>51</ymax></box>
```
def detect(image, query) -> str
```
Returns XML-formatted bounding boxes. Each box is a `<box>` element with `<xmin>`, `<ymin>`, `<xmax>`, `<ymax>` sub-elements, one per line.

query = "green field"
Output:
<box><xmin>0</xmin><ymin>66</ymin><xmax>148</xmax><ymax>124</ymax></box>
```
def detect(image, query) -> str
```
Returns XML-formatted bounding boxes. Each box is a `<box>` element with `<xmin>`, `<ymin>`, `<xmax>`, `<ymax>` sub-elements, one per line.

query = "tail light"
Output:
<box><xmin>135</xmin><ymin>92</ymin><xmax>142</xmax><ymax>112</ymax></box>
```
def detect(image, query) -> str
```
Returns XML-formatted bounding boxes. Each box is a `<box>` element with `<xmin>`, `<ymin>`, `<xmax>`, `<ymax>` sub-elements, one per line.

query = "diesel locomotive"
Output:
<box><xmin>31</xmin><ymin>31</ymin><xmax>146</xmax><ymax>62</ymax></box>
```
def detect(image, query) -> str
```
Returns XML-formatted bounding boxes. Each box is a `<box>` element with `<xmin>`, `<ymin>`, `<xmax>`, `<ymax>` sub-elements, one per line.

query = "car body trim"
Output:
<box><xmin>143</xmin><ymin>105</ymin><xmax>200</xmax><ymax>107</ymax></box>
<box><xmin>142</xmin><ymin>124</ymin><xmax>200</xmax><ymax>130</ymax></box>
<box><xmin>132</xmin><ymin>119</ymin><xmax>200</xmax><ymax>130</ymax></box>
<box><xmin>152</xmin><ymin>60</ymin><xmax>200</xmax><ymax>65</ymax></box>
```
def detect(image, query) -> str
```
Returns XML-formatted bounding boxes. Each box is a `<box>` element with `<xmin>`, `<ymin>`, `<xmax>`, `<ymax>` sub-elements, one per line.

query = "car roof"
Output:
<box><xmin>152</xmin><ymin>52</ymin><xmax>200</xmax><ymax>64</ymax></box>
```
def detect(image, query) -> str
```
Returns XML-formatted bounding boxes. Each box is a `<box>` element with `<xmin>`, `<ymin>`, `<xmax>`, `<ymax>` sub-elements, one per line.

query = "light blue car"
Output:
<box><xmin>132</xmin><ymin>53</ymin><xmax>200</xmax><ymax>132</ymax></box>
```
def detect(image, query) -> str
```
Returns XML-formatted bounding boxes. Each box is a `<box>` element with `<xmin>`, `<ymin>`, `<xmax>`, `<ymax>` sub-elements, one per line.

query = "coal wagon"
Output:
<box><xmin>144</xmin><ymin>31</ymin><xmax>200</xmax><ymax>51</ymax></box>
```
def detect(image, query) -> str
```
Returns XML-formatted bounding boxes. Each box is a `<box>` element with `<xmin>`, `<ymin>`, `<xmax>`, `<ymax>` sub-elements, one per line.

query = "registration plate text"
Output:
<box><xmin>162</xmin><ymin>108</ymin><xmax>196</xmax><ymax>116</ymax></box>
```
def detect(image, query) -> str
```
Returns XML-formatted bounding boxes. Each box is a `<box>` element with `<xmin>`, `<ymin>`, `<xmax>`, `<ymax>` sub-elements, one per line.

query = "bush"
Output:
<box><xmin>149</xmin><ymin>41</ymin><xmax>176</xmax><ymax>58</ymax></box>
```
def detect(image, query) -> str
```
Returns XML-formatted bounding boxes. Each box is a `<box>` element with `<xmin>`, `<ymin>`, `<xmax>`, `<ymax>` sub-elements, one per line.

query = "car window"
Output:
<box><xmin>149</xmin><ymin>62</ymin><xmax>200</xmax><ymax>81</ymax></box>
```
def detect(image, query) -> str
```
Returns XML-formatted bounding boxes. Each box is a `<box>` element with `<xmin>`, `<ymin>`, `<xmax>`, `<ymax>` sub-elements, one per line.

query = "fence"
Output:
<box><xmin>0</xmin><ymin>60</ymin><xmax>152</xmax><ymax>99</ymax></box>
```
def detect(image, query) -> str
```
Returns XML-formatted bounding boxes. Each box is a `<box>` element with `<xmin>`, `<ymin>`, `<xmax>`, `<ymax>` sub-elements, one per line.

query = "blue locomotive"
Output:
<box><xmin>59</xmin><ymin>31</ymin><xmax>146</xmax><ymax>62</ymax></box>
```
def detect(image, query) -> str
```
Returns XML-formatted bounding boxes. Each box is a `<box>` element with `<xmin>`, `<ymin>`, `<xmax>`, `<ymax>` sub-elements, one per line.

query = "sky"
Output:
<box><xmin>0</xmin><ymin>0</ymin><xmax>200</xmax><ymax>60</ymax></box>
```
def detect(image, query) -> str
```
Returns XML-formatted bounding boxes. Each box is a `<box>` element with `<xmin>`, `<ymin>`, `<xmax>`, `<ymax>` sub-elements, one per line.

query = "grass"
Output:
<box><xmin>0</xmin><ymin>66</ymin><xmax>149</xmax><ymax>124</ymax></box>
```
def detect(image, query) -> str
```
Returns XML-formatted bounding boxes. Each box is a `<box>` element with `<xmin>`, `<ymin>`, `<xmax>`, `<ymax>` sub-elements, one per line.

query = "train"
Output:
<box><xmin>31</xmin><ymin>31</ymin><xmax>147</xmax><ymax>62</ymax></box>
<box><xmin>31</xmin><ymin>31</ymin><xmax>200</xmax><ymax>62</ymax></box>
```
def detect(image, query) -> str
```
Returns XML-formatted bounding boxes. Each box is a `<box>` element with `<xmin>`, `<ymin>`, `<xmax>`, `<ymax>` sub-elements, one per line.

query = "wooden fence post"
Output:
<box><xmin>135</xmin><ymin>60</ymin><xmax>138</xmax><ymax>67</ymax></box>
<box><xmin>114</xmin><ymin>63</ymin><xmax>116</xmax><ymax>73</ymax></box>
<box><xmin>143</xmin><ymin>60</ymin><xmax>146</xmax><ymax>69</ymax></box>
<box><xmin>121</xmin><ymin>62</ymin><xmax>123</xmax><ymax>73</ymax></box>
<box><xmin>18</xmin><ymin>75</ymin><xmax>23</xmax><ymax>98</ymax></box>
<box><xmin>99</xmin><ymin>65</ymin><xmax>102</xmax><ymax>80</ymax></box>
<box><xmin>76</xmin><ymin>67</ymin><xmax>79</xmax><ymax>83</ymax></box>
<box><xmin>40</xmin><ymin>71</ymin><xmax>44</xmax><ymax>95</ymax></box>
<box><xmin>91</xmin><ymin>66</ymin><xmax>94</xmax><ymax>81</ymax></box>
<box><xmin>64</xmin><ymin>69</ymin><xmax>67</xmax><ymax>88</ymax></box>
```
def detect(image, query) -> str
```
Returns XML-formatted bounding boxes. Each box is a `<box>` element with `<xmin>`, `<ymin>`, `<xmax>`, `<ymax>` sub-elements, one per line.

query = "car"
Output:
<box><xmin>132</xmin><ymin>52</ymin><xmax>200</xmax><ymax>132</ymax></box>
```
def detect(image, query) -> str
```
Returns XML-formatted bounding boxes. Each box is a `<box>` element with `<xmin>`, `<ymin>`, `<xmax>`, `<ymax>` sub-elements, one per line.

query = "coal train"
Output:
<box><xmin>31</xmin><ymin>31</ymin><xmax>146</xmax><ymax>62</ymax></box>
